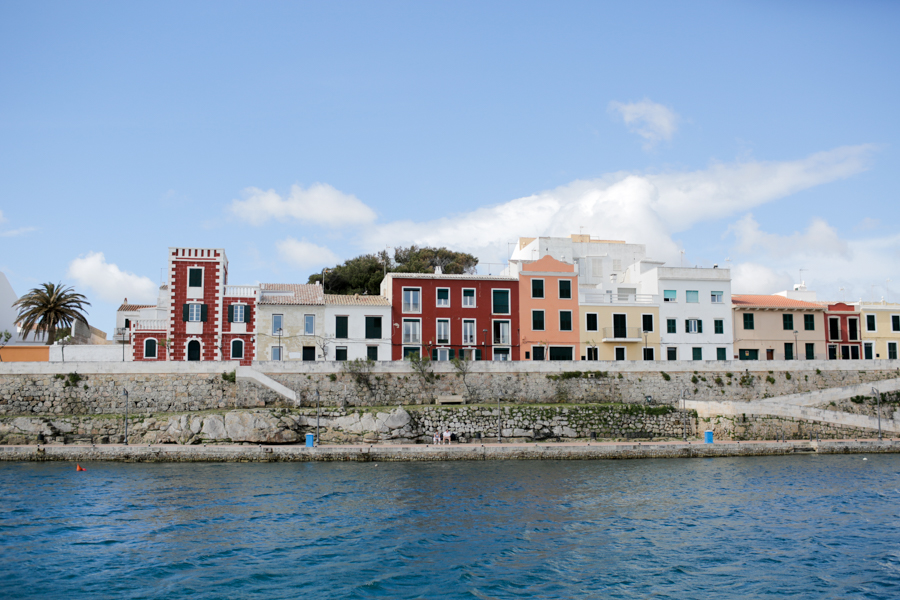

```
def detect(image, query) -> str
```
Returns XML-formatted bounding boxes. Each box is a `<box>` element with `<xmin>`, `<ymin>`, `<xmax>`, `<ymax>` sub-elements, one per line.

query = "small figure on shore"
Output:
<box><xmin>433</xmin><ymin>431</ymin><xmax>440</xmax><ymax>445</ymax></box>
<box><xmin>443</xmin><ymin>429</ymin><xmax>452</xmax><ymax>445</ymax></box>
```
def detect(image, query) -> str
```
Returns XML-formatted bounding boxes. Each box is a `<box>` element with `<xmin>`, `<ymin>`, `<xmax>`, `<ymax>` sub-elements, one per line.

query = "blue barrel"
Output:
<box><xmin>704</xmin><ymin>430</ymin><xmax>714</xmax><ymax>444</ymax></box>
<box><xmin>306</xmin><ymin>433</ymin><xmax>315</xmax><ymax>447</ymax></box>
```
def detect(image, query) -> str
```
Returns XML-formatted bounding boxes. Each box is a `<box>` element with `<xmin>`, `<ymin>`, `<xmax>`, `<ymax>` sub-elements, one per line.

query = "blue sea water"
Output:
<box><xmin>1</xmin><ymin>455</ymin><xmax>899</xmax><ymax>599</ymax></box>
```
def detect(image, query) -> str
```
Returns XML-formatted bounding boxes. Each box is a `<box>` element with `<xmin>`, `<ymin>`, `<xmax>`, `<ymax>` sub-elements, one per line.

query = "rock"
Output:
<box><xmin>201</xmin><ymin>415</ymin><xmax>227</xmax><ymax>440</ymax></box>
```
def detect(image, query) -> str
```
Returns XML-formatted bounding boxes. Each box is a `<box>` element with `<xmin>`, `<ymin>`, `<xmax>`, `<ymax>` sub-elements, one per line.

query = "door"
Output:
<box><xmin>302</xmin><ymin>346</ymin><xmax>316</xmax><ymax>361</ymax></box>
<box><xmin>613</xmin><ymin>314</ymin><xmax>627</xmax><ymax>338</ymax></box>
<box><xmin>667</xmin><ymin>347</ymin><xmax>677</xmax><ymax>361</ymax></box>
<box><xmin>615</xmin><ymin>347</ymin><xmax>626</xmax><ymax>361</ymax></box>
<box><xmin>766</xmin><ymin>349</ymin><xmax>774</xmax><ymax>360</ymax></box>
<box><xmin>187</xmin><ymin>340</ymin><xmax>201</xmax><ymax>361</ymax></box>
<box><xmin>851</xmin><ymin>346</ymin><xmax>860</xmax><ymax>360</ymax></box>
<box><xmin>864</xmin><ymin>343</ymin><xmax>873</xmax><ymax>360</ymax></box>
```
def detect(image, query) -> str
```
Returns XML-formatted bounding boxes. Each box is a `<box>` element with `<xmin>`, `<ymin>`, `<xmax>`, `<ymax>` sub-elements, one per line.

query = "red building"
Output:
<box><xmin>824</xmin><ymin>302</ymin><xmax>862</xmax><ymax>360</ymax></box>
<box><xmin>381</xmin><ymin>271</ymin><xmax>520</xmax><ymax>361</ymax></box>
<box><xmin>130</xmin><ymin>247</ymin><xmax>258</xmax><ymax>365</ymax></box>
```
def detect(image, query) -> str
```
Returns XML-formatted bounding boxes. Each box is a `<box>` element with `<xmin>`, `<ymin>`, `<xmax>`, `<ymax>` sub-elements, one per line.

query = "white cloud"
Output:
<box><xmin>276</xmin><ymin>238</ymin><xmax>340</xmax><ymax>270</ymax></box>
<box><xmin>728</xmin><ymin>214</ymin><xmax>849</xmax><ymax>259</ymax></box>
<box><xmin>67</xmin><ymin>252</ymin><xmax>157</xmax><ymax>304</ymax></box>
<box><xmin>731</xmin><ymin>262</ymin><xmax>795</xmax><ymax>295</ymax></box>
<box><xmin>0</xmin><ymin>210</ymin><xmax>5</xmax><ymax>223</ymax></box>
<box><xmin>230</xmin><ymin>183</ymin><xmax>376</xmax><ymax>227</ymax></box>
<box><xmin>854</xmin><ymin>217</ymin><xmax>880</xmax><ymax>232</ymax></box>
<box><xmin>0</xmin><ymin>226</ymin><xmax>36</xmax><ymax>238</ymax></box>
<box><xmin>609</xmin><ymin>99</ymin><xmax>679</xmax><ymax>149</ymax></box>
<box><xmin>361</xmin><ymin>145</ymin><xmax>874</xmax><ymax>270</ymax></box>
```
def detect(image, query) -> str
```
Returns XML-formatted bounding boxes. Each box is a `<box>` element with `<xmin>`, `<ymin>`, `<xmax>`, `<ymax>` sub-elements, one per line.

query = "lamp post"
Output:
<box><xmin>123</xmin><ymin>389</ymin><xmax>129</xmax><ymax>445</ymax></box>
<box><xmin>316</xmin><ymin>389</ymin><xmax>320</xmax><ymax>445</ymax></box>
<box><xmin>277</xmin><ymin>328</ymin><xmax>283</xmax><ymax>360</ymax></box>
<box><xmin>872</xmin><ymin>386</ymin><xmax>882</xmax><ymax>440</ymax></box>
<box><xmin>483</xmin><ymin>329</ymin><xmax>488</xmax><ymax>359</ymax></box>
<box><xmin>793</xmin><ymin>331</ymin><xmax>798</xmax><ymax>360</ymax></box>
<box><xmin>117</xmin><ymin>327</ymin><xmax>127</xmax><ymax>361</ymax></box>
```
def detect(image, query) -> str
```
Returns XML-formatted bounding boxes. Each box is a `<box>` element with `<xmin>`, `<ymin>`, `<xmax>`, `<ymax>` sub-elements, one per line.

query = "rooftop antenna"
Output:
<box><xmin>887</xmin><ymin>279</ymin><xmax>892</xmax><ymax>303</ymax></box>
<box><xmin>839</xmin><ymin>287</ymin><xmax>845</xmax><ymax>301</ymax></box>
<box><xmin>680</xmin><ymin>250</ymin><xmax>685</xmax><ymax>268</ymax></box>
<box><xmin>799</xmin><ymin>268</ymin><xmax>807</xmax><ymax>286</ymax></box>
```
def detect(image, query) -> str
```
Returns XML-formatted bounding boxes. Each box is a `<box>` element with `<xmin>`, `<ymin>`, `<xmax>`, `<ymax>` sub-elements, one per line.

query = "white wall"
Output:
<box><xmin>50</xmin><ymin>344</ymin><xmax>133</xmax><ymax>362</ymax></box>
<box><xmin>657</xmin><ymin>268</ymin><xmax>734</xmax><ymax>361</ymax></box>
<box><xmin>0</xmin><ymin>272</ymin><xmax>18</xmax><ymax>340</ymax></box>
<box><xmin>324</xmin><ymin>304</ymin><xmax>392</xmax><ymax>361</ymax></box>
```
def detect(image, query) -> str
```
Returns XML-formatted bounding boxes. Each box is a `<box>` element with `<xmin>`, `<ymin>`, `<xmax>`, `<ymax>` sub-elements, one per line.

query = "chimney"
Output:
<box><xmin>124</xmin><ymin>298</ymin><xmax>127</xmax><ymax>303</ymax></box>
<box><xmin>434</xmin><ymin>266</ymin><xmax>443</xmax><ymax>275</ymax></box>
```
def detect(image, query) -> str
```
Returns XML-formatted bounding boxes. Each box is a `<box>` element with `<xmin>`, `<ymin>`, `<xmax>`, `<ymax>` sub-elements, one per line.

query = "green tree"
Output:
<box><xmin>308</xmin><ymin>246</ymin><xmax>478</xmax><ymax>295</ymax></box>
<box><xmin>13</xmin><ymin>282</ymin><xmax>91</xmax><ymax>345</ymax></box>
<box><xmin>0</xmin><ymin>329</ymin><xmax>12</xmax><ymax>362</ymax></box>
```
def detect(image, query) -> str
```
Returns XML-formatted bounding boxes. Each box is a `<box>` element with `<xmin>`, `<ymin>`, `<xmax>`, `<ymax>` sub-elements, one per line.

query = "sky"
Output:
<box><xmin>1</xmin><ymin>1</ymin><xmax>899</xmax><ymax>334</ymax></box>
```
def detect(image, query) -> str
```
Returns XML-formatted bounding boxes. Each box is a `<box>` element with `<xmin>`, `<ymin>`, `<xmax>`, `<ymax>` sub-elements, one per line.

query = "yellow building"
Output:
<box><xmin>580</xmin><ymin>300</ymin><xmax>660</xmax><ymax>361</ymax></box>
<box><xmin>857</xmin><ymin>301</ymin><xmax>900</xmax><ymax>360</ymax></box>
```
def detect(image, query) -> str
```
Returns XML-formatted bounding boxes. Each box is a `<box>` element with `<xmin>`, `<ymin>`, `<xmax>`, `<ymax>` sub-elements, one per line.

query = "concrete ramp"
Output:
<box><xmin>236</xmin><ymin>367</ymin><xmax>297</xmax><ymax>403</ymax></box>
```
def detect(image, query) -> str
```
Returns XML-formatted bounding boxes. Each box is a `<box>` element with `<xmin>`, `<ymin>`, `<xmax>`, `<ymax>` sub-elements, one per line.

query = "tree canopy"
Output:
<box><xmin>13</xmin><ymin>282</ymin><xmax>91</xmax><ymax>345</ymax></box>
<box><xmin>308</xmin><ymin>245</ymin><xmax>479</xmax><ymax>295</ymax></box>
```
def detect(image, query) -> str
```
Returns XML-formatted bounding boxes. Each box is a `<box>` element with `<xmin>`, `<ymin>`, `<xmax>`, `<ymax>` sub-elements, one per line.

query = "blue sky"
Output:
<box><xmin>1</xmin><ymin>1</ymin><xmax>898</xmax><ymax>333</ymax></box>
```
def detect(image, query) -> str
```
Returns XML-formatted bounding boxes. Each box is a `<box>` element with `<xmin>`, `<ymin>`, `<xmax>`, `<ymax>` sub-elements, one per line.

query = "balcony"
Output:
<box><xmin>135</xmin><ymin>319</ymin><xmax>167</xmax><ymax>331</ymax></box>
<box><xmin>580</xmin><ymin>293</ymin><xmax>659</xmax><ymax>305</ymax></box>
<box><xmin>225</xmin><ymin>285</ymin><xmax>258</xmax><ymax>298</ymax></box>
<box><xmin>113</xmin><ymin>329</ymin><xmax>130</xmax><ymax>343</ymax></box>
<box><xmin>601</xmin><ymin>326</ymin><xmax>644</xmax><ymax>342</ymax></box>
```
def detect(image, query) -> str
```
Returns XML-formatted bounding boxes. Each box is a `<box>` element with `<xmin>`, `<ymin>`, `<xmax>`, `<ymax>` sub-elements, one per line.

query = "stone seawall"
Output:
<box><xmin>2</xmin><ymin>439</ymin><xmax>898</xmax><ymax>463</ymax></box>
<box><xmin>2</xmin><ymin>361</ymin><xmax>898</xmax><ymax>415</ymax></box>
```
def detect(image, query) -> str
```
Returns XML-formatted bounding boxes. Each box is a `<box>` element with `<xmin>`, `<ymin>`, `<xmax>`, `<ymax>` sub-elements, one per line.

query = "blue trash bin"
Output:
<box><xmin>704</xmin><ymin>430</ymin><xmax>714</xmax><ymax>444</ymax></box>
<box><xmin>306</xmin><ymin>433</ymin><xmax>315</xmax><ymax>447</ymax></box>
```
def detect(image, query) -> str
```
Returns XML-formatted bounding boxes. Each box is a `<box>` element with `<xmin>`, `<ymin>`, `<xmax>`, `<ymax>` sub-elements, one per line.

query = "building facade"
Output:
<box><xmin>857</xmin><ymin>301</ymin><xmax>900</xmax><ymax>360</ymax></box>
<box><xmin>732</xmin><ymin>295</ymin><xmax>825</xmax><ymax>360</ymax></box>
<box><xmin>518</xmin><ymin>256</ymin><xmax>581</xmax><ymax>361</ymax></box>
<box><xmin>256</xmin><ymin>284</ymin><xmax>324</xmax><ymax>361</ymax></box>
<box><xmin>823</xmin><ymin>302</ymin><xmax>863</xmax><ymax>360</ymax></box>
<box><xmin>324</xmin><ymin>294</ymin><xmax>392</xmax><ymax>361</ymax></box>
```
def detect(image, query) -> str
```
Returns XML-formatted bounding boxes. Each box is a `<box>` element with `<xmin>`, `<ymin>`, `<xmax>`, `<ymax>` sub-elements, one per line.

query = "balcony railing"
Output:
<box><xmin>225</xmin><ymin>286</ymin><xmax>258</xmax><ymax>298</ymax></box>
<box><xmin>601</xmin><ymin>326</ymin><xmax>644</xmax><ymax>341</ymax></box>
<box><xmin>134</xmin><ymin>319</ymin><xmax>167</xmax><ymax>331</ymax></box>
<box><xmin>580</xmin><ymin>293</ymin><xmax>659</xmax><ymax>305</ymax></box>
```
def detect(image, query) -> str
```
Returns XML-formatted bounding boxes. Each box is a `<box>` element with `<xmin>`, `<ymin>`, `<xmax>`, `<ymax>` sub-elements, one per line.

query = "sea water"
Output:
<box><xmin>1</xmin><ymin>455</ymin><xmax>899</xmax><ymax>599</ymax></box>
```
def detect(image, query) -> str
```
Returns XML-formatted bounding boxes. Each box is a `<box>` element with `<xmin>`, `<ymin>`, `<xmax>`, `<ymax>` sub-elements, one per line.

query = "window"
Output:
<box><xmin>642</xmin><ymin>314</ymin><xmax>653</xmax><ymax>333</ymax></box>
<box><xmin>231</xmin><ymin>339</ymin><xmax>244</xmax><ymax>359</ymax></box>
<box><xmin>124</xmin><ymin>318</ymin><xmax>131</xmax><ymax>329</ymax></box>
<box><xmin>402</xmin><ymin>288</ymin><xmax>421</xmax><ymax>313</ymax></box>
<box><xmin>549</xmin><ymin>347</ymin><xmax>573</xmax><ymax>361</ymax></box>
<box><xmin>365</xmin><ymin>317</ymin><xmax>382</xmax><ymax>339</ymax></box>
<box><xmin>716</xmin><ymin>347</ymin><xmax>727</xmax><ymax>361</ymax></box>
<box><xmin>866</xmin><ymin>314</ymin><xmax>876</xmax><ymax>332</ymax></box>
<box><xmin>783</xmin><ymin>314</ymin><xmax>794</xmax><ymax>330</ymax></box>
<box><xmin>692</xmin><ymin>347</ymin><xmax>702</xmax><ymax>361</ymax></box>
<box><xmin>272</xmin><ymin>346</ymin><xmax>282</xmax><ymax>361</ymax></box>
<box><xmin>804</xmin><ymin>314</ymin><xmax>816</xmax><ymax>330</ymax></box>
<box><xmin>663</xmin><ymin>290</ymin><xmax>676</xmax><ymax>302</ymax></box>
<box><xmin>667</xmin><ymin>319</ymin><xmax>676</xmax><ymax>334</ymax></box>
<box><xmin>188</xmin><ymin>268</ymin><xmax>202</xmax><ymax>288</ymax></box>
<box><xmin>435</xmin><ymin>348</ymin><xmax>451</xmax><ymax>361</ymax></box>
<box><xmin>739</xmin><ymin>349</ymin><xmax>758</xmax><ymax>360</ymax></box>
<box><xmin>189</xmin><ymin>304</ymin><xmax>204</xmax><ymax>322</ymax></box>
<box><xmin>743</xmin><ymin>313</ymin><xmax>754</xmax><ymax>330</ymax></box>
<box><xmin>558</xmin><ymin>280</ymin><xmax>572</xmax><ymax>299</ymax></box>
<box><xmin>806</xmin><ymin>343</ymin><xmax>815</xmax><ymax>360</ymax></box>
<box><xmin>304</xmin><ymin>314</ymin><xmax>315</xmax><ymax>335</ymax></box>
<box><xmin>144</xmin><ymin>338</ymin><xmax>157</xmax><ymax>359</ymax></box>
<box><xmin>893</xmin><ymin>315</ymin><xmax>900</xmax><ymax>332</ymax></box>
<box><xmin>493</xmin><ymin>320</ymin><xmax>511</xmax><ymax>345</ymax></box>
<box><xmin>560</xmin><ymin>310</ymin><xmax>572</xmax><ymax>331</ymax></box>
<box><xmin>784</xmin><ymin>343</ymin><xmax>794</xmax><ymax>360</ymax></box>
<box><xmin>302</xmin><ymin>346</ymin><xmax>316</xmax><ymax>361</ymax></box>
<box><xmin>367</xmin><ymin>346</ymin><xmax>378</xmax><ymax>361</ymax></box>
<box><xmin>586</xmin><ymin>313</ymin><xmax>598</xmax><ymax>332</ymax></box>
<box><xmin>841</xmin><ymin>346</ymin><xmax>850</xmax><ymax>360</ymax></box>
<box><xmin>436</xmin><ymin>319</ymin><xmax>450</xmax><ymax>345</ymax></box>
<box><xmin>613</xmin><ymin>314</ymin><xmax>627</xmax><ymax>338</ymax></box>
<box><xmin>229</xmin><ymin>304</ymin><xmax>245</xmax><ymax>323</ymax></box>
<box><xmin>828</xmin><ymin>344</ymin><xmax>837</xmax><ymax>360</ymax></box>
<box><xmin>532</xmin><ymin>310</ymin><xmax>545</xmax><ymax>331</ymax></box>
<box><xmin>462</xmin><ymin>288</ymin><xmax>475</xmax><ymax>307</ymax></box>
<box><xmin>586</xmin><ymin>347</ymin><xmax>598</xmax><ymax>360</ymax></box>
<box><xmin>686</xmin><ymin>290</ymin><xmax>699</xmax><ymax>303</ymax></box>
<box><xmin>436</xmin><ymin>288</ymin><xmax>450</xmax><ymax>307</ymax></box>
<box><xmin>492</xmin><ymin>289</ymin><xmax>510</xmax><ymax>314</ymax></box>
<box><xmin>272</xmin><ymin>314</ymin><xmax>283</xmax><ymax>335</ymax></box>
<box><xmin>889</xmin><ymin>342</ymin><xmax>897</xmax><ymax>360</ymax></box>
<box><xmin>403</xmin><ymin>347</ymin><xmax>420</xmax><ymax>359</ymax></box>
<box><xmin>462</xmin><ymin>320</ymin><xmax>476</xmax><ymax>344</ymax></box>
<box><xmin>615</xmin><ymin>347</ymin><xmax>626</xmax><ymax>361</ymax></box>
<box><xmin>643</xmin><ymin>347</ymin><xmax>654</xmax><ymax>360</ymax></box>
<box><xmin>851</xmin><ymin>346</ymin><xmax>860</xmax><ymax>360</ymax></box>
<box><xmin>829</xmin><ymin>317</ymin><xmax>840</xmax><ymax>341</ymax></box>
<box><xmin>493</xmin><ymin>348</ymin><xmax>510</xmax><ymax>361</ymax></box>
<box><xmin>865</xmin><ymin>343</ymin><xmax>873</xmax><ymax>360</ymax></box>
<box><xmin>532</xmin><ymin>279</ymin><xmax>544</xmax><ymax>299</ymax></box>
<box><xmin>335</xmin><ymin>347</ymin><xmax>348</xmax><ymax>361</ymax></box>
<box><xmin>711</xmin><ymin>291</ymin><xmax>723</xmax><ymax>303</ymax></box>
<box><xmin>402</xmin><ymin>319</ymin><xmax>421</xmax><ymax>344</ymax></box>
<box><xmin>533</xmin><ymin>346</ymin><xmax>545</xmax><ymax>361</ymax></box>
<box><xmin>686</xmin><ymin>319</ymin><xmax>702</xmax><ymax>334</ymax></box>
<box><xmin>667</xmin><ymin>347</ymin><xmax>677</xmax><ymax>361</ymax></box>
<box><xmin>714</xmin><ymin>319</ymin><xmax>724</xmax><ymax>334</ymax></box>
<box><xmin>848</xmin><ymin>318</ymin><xmax>859</xmax><ymax>341</ymax></box>
<box><xmin>335</xmin><ymin>316</ymin><xmax>348</xmax><ymax>339</ymax></box>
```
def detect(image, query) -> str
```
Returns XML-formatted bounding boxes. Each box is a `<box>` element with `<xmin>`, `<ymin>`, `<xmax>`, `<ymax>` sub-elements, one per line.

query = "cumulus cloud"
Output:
<box><xmin>68</xmin><ymin>252</ymin><xmax>157</xmax><ymax>304</ymax></box>
<box><xmin>276</xmin><ymin>238</ymin><xmax>340</xmax><ymax>270</ymax></box>
<box><xmin>728</xmin><ymin>214</ymin><xmax>849</xmax><ymax>259</ymax></box>
<box><xmin>230</xmin><ymin>183</ymin><xmax>376</xmax><ymax>227</ymax></box>
<box><xmin>609</xmin><ymin>99</ymin><xmax>679</xmax><ymax>149</ymax></box>
<box><xmin>731</xmin><ymin>263</ymin><xmax>795</xmax><ymax>295</ymax></box>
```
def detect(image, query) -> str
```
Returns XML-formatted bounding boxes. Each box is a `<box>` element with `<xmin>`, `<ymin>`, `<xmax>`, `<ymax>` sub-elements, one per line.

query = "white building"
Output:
<box><xmin>256</xmin><ymin>283</ymin><xmax>326</xmax><ymax>361</ymax></box>
<box><xmin>323</xmin><ymin>294</ymin><xmax>392</xmax><ymax>361</ymax></box>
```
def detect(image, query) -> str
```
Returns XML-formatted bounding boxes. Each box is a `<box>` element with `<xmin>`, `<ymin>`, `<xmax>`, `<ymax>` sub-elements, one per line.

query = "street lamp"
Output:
<box><xmin>117</xmin><ymin>327</ymin><xmax>127</xmax><ymax>361</ymax></box>
<box><xmin>872</xmin><ymin>386</ymin><xmax>882</xmax><ymax>440</ymax></box>
<box><xmin>316</xmin><ymin>389</ymin><xmax>320</xmax><ymax>445</ymax></box>
<box><xmin>793</xmin><ymin>331</ymin><xmax>798</xmax><ymax>360</ymax></box>
<box><xmin>483</xmin><ymin>329</ymin><xmax>488</xmax><ymax>358</ymax></box>
<box><xmin>123</xmin><ymin>389</ymin><xmax>129</xmax><ymax>445</ymax></box>
<box><xmin>276</xmin><ymin>328</ymin><xmax>283</xmax><ymax>360</ymax></box>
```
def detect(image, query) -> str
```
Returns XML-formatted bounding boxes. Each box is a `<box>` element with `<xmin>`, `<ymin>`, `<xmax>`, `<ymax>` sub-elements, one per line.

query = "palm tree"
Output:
<box><xmin>13</xmin><ymin>282</ymin><xmax>91</xmax><ymax>345</ymax></box>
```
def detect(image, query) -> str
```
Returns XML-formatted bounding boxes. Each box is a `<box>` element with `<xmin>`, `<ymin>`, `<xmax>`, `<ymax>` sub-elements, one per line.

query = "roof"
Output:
<box><xmin>117</xmin><ymin>304</ymin><xmax>154</xmax><ymax>312</ymax></box>
<box><xmin>259</xmin><ymin>283</ymin><xmax>325</xmax><ymax>305</ymax></box>
<box><xmin>731</xmin><ymin>295</ymin><xmax>824</xmax><ymax>310</ymax></box>
<box><xmin>325</xmin><ymin>294</ymin><xmax>391</xmax><ymax>306</ymax></box>
<box><xmin>385</xmin><ymin>272</ymin><xmax>517</xmax><ymax>281</ymax></box>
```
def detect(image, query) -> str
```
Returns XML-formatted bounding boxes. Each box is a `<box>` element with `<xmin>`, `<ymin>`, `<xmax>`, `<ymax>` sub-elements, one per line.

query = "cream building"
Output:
<box><xmin>256</xmin><ymin>283</ymin><xmax>325</xmax><ymax>361</ymax></box>
<box><xmin>855</xmin><ymin>301</ymin><xmax>900</xmax><ymax>360</ymax></box>
<box><xmin>732</xmin><ymin>295</ymin><xmax>826</xmax><ymax>360</ymax></box>
<box><xmin>579</xmin><ymin>300</ymin><xmax>660</xmax><ymax>361</ymax></box>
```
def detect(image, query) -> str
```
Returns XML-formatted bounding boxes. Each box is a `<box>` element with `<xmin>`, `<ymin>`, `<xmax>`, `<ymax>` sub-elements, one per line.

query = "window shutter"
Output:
<box><xmin>475</xmin><ymin>349</ymin><xmax>482</xmax><ymax>361</ymax></box>
<box><xmin>228</xmin><ymin>305</ymin><xmax>234</xmax><ymax>323</ymax></box>
<box><xmin>685</xmin><ymin>319</ymin><xmax>690</xmax><ymax>333</ymax></box>
<box><xmin>201</xmin><ymin>304</ymin><xmax>208</xmax><ymax>322</ymax></box>
<box><xmin>697</xmin><ymin>320</ymin><xmax>703</xmax><ymax>334</ymax></box>
<box><xmin>246</xmin><ymin>306</ymin><xmax>252</xmax><ymax>324</ymax></box>
<box><xmin>183</xmin><ymin>304</ymin><xmax>189</xmax><ymax>322</ymax></box>
<box><xmin>431</xmin><ymin>348</ymin><xmax>438</xmax><ymax>361</ymax></box>
<box><xmin>449</xmin><ymin>349</ymin><xmax>455</xmax><ymax>359</ymax></box>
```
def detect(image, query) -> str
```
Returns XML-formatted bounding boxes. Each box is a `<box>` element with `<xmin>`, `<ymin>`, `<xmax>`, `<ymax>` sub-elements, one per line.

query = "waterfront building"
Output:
<box><xmin>854</xmin><ymin>300</ymin><xmax>900</xmax><ymax>360</ymax></box>
<box><xmin>578</xmin><ymin>290</ymin><xmax>660</xmax><ymax>361</ymax></box>
<box><xmin>256</xmin><ymin>283</ymin><xmax>324</xmax><ymax>361</ymax></box>
<box><xmin>323</xmin><ymin>293</ymin><xmax>392</xmax><ymax>361</ymax></box>
<box><xmin>518</xmin><ymin>256</ymin><xmax>581</xmax><ymax>360</ymax></box>
<box><xmin>731</xmin><ymin>295</ymin><xmax>825</xmax><ymax>360</ymax></box>
<box><xmin>381</xmin><ymin>269</ymin><xmax>520</xmax><ymax>361</ymax></box>
<box><xmin>821</xmin><ymin>302</ymin><xmax>863</xmax><ymax>360</ymax></box>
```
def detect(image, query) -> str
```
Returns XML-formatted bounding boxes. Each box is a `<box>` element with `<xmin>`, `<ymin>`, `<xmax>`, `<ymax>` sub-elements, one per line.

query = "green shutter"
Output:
<box><xmin>200</xmin><ymin>304</ymin><xmax>208</xmax><ymax>322</ymax></box>
<box><xmin>432</xmin><ymin>349</ymin><xmax>438</xmax><ymax>361</ymax></box>
<box><xmin>475</xmin><ymin>349</ymin><xmax>482</xmax><ymax>361</ymax></box>
<box><xmin>697</xmin><ymin>320</ymin><xmax>702</xmax><ymax>334</ymax></box>
<box><xmin>685</xmin><ymin>319</ymin><xmax>690</xmax><ymax>333</ymax></box>
<box><xmin>183</xmin><ymin>304</ymin><xmax>190</xmax><ymax>322</ymax></box>
<box><xmin>449</xmin><ymin>349</ymin><xmax>455</xmax><ymax>359</ymax></box>
<box><xmin>228</xmin><ymin>305</ymin><xmax>234</xmax><ymax>323</ymax></box>
<box><xmin>717</xmin><ymin>347</ymin><xmax>726</xmax><ymax>361</ymax></box>
<box><xmin>336</xmin><ymin>316</ymin><xmax>348</xmax><ymax>339</ymax></box>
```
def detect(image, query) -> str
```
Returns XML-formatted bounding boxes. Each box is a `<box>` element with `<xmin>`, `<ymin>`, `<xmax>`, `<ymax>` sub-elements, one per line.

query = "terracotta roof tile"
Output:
<box><xmin>386</xmin><ymin>273</ymin><xmax>517</xmax><ymax>281</ymax></box>
<box><xmin>259</xmin><ymin>283</ymin><xmax>325</xmax><ymax>305</ymax></box>
<box><xmin>325</xmin><ymin>294</ymin><xmax>391</xmax><ymax>306</ymax></box>
<box><xmin>117</xmin><ymin>304</ymin><xmax>155</xmax><ymax>312</ymax></box>
<box><xmin>731</xmin><ymin>295</ymin><xmax>824</xmax><ymax>309</ymax></box>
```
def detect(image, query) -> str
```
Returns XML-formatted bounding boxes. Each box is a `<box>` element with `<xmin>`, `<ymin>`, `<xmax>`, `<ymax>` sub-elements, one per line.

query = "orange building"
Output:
<box><xmin>518</xmin><ymin>256</ymin><xmax>581</xmax><ymax>360</ymax></box>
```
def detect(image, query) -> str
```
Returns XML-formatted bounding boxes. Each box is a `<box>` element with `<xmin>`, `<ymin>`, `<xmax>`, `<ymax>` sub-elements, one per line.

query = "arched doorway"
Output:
<box><xmin>187</xmin><ymin>340</ymin><xmax>201</xmax><ymax>361</ymax></box>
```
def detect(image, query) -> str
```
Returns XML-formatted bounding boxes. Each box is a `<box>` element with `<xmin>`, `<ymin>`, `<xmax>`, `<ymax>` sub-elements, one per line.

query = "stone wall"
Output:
<box><xmin>701</xmin><ymin>413</ymin><xmax>879</xmax><ymax>441</ymax></box>
<box><xmin>0</xmin><ymin>404</ymin><xmax>697</xmax><ymax>446</ymax></box>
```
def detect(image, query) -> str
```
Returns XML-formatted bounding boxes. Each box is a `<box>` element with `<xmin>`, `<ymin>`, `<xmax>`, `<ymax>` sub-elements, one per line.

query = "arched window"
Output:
<box><xmin>231</xmin><ymin>339</ymin><xmax>244</xmax><ymax>360</ymax></box>
<box><xmin>144</xmin><ymin>338</ymin><xmax>157</xmax><ymax>359</ymax></box>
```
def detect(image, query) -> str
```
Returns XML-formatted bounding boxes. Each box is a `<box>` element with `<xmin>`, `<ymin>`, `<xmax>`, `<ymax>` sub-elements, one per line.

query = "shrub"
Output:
<box><xmin>328</xmin><ymin>374</ymin><xmax>337</xmax><ymax>382</ymax></box>
<box><xmin>660</xmin><ymin>371</ymin><xmax>671</xmax><ymax>381</ymax></box>
<box><xmin>726</xmin><ymin>372</ymin><xmax>733</xmax><ymax>378</ymax></box>
<box><xmin>691</xmin><ymin>375</ymin><xmax>699</xmax><ymax>384</ymax></box>
<box><xmin>714</xmin><ymin>377</ymin><xmax>723</xmax><ymax>386</ymax></box>
<box><xmin>766</xmin><ymin>376</ymin><xmax>776</xmax><ymax>384</ymax></box>
<box><xmin>221</xmin><ymin>370</ymin><xmax>236</xmax><ymax>383</ymax></box>
<box><xmin>785</xmin><ymin>372</ymin><xmax>792</xmax><ymax>380</ymax></box>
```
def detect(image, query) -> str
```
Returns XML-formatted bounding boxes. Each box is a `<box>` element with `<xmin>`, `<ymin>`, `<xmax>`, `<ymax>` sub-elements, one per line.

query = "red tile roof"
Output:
<box><xmin>731</xmin><ymin>295</ymin><xmax>824</xmax><ymax>309</ymax></box>
<box><xmin>325</xmin><ymin>294</ymin><xmax>391</xmax><ymax>306</ymax></box>
<box><xmin>117</xmin><ymin>304</ymin><xmax>155</xmax><ymax>312</ymax></box>
<box><xmin>259</xmin><ymin>283</ymin><xmax>325</xmax><ymax>305</ymax></box>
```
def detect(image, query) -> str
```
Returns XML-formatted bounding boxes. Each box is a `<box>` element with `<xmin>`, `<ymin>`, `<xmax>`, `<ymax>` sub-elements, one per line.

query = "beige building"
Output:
<box><xmin>256</xmin><ymin>283</ymin><xmax>325</xmax><ymax>361</ymax></box>
<box><xmin>856</xmin><ymin>301</ymin><xmax>900</xmax><ymax>360</ymax></box>
<box><xmin>580</xmin><ymin>302</ymin><xmax>660</xmax><ymax>361</ymax></box>
<box><xmin>732</xmin><ymin>295</ymin><xmax>826</xmax><ymax>360</ymax></box>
